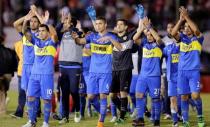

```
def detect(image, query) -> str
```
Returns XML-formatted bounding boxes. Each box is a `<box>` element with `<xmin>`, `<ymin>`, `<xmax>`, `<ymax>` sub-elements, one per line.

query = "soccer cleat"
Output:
<box><xmin>183</xmin><ymin>121</ymin><xmax>190</xmax><ymax>127</ymax></box>
<box><xmin>110</xmin><ymin>116</ymin><xmax>117</xmax><ymax>123</ymax></box>
<box><xmin>22</xmin><ymin>121</ymin><xmax>36</xmax><ymax>127</ymax></box>
<box><xmin>41</xmin><ymin>122</ymin><xmax>49</xmax><ymax>127</ymax></box>
<box><xmin>154</xmin><ymin>120</ymin><xmax>160</xmax><ymax>127</ymax></box>
<box><xmin>163</xmin><ymin>114</ymin><xmax>171</xmax><ymax>120</ymax></box>
<box><xmin>97</xmin><ymin>122</ymin><xmax>104</xmax><ymax>127</ymax></box>
<box><xmin>198</xmin><ymin>116</ymin><xmax>205</xmax><ymax>127</ymax></box>
<box><xmin>130</xmin><ymin>109</ymin><xmax>137</xmax><ymax>119</ymax></box>
<box><xmin>10</xmin><ymin>113</ymin><xmax>22</xmax><ymax>119</ymax></box>
<box><xmin>132</xmin><ymin>118</ymin><xmax>144</xmax><ymax>127</ymax></box>
<box><xmin>114</xmin><ymin>118</ymin><xmax>125</xmax><ymax>125</ymax></box>
<box><xmin>58</xmin><ymin>118</ymin><xmax>69</xmax><ymax>124</ymax></box>
<box><xmin>172</xmin><ymin>122</ymin><xmax>178</xmax><ymax>127</ymax></box>
<box><xmin>74</xmin><ymin>112</ymin><xmax>81</xmax><ymax>123</ymax></box>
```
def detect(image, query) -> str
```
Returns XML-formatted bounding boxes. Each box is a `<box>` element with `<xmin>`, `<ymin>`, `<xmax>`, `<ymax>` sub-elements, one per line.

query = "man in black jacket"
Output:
<box><xmin>0</xmin><ymin>34</ymin><xmax>18</xmax><ymax>115</ymax></box>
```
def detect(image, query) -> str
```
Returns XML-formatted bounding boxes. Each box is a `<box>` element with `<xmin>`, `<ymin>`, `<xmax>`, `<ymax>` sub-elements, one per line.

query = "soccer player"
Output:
<box><xmin>162</xmin><ymin>23</ymin><xmax>180</xmax><ymax>127</ymax></box>
<box><xmin>171</xmin><ymin>6</ymin><xmax>205</xmax><ymax>127</ymax></box>
<box><xmin>12</xmin><ymin>6</ymin><xmax>41</xmax><ymax>118</ymax></box>
<box><xmin>56</xmin><ymin>11</ymin><xmax>83</xmax><ymax>124</ymax></box>
<box><xmin>21</xmin><ymin>10</ymin><xmax>58</xmax><ymax>127</ymax></box>
<box><xmin>109</xmin><ymin>18</ymin><xmax>134</xmax><ymax>125</ymax></box>
<box><xmin>73</xmin><ymin>6</ymin><xmax>122</xmax><ymax>127</ymax></box>
<box><xmin>132</xmin><ymin>16</ymin><xmax>163</xmax><ymax>127</ymax></box>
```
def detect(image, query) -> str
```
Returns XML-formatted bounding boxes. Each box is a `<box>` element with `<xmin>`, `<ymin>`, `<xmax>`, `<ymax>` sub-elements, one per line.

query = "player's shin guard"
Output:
<box><xmin>171</xmin><ymin>108</ymin><xmax>178</xmax><ymax>123</ymax></box>
<box><xmin>27</xmin><ymin>100</ymin><xmax>36</xmax><ymax>123</ymax></box>
<box><xmin>80</xmin><ymin>96</ymin><xmax>86</xmax><ymax>117</ymax></box>
<box><xmin>111</xmin><ymin>97</ymin><xmax>121</xmax><ymax>110</ymax></box>
<box><xmin>130</xmin><ymin>93</ymin><xmax>136</xmax><ymax>112</ymax></box>
<box><xmin>136</xmin><ymin>98</ymin><xmax>145</xmax><ymax>119</ymax></box>
<box><xmin>194</xmin><ymin>98</ymin><xmax>203</xmax><ymax>116</ymax></box>
<box><xmin>152</xmin><ymin>98</ymin><xmax>161</xmax><ymax>121</ymax></box>
<box><xmin>110</xmin><ymin>100</ymin><xmax>117</xmax><ymax>117</ymax></box>
<box><xmin>181</xmin><ymin>99</ymin><xmax>189</xmax><ymax>122</ymax></box>
<box><xmin>44</xmin><ymin>100</ymin><xmax>52</xmax><ymax>123</ymax></box>
<box><xmin>90</xmin><ymin>96</ymin><xmax>100</xmax><ymax>113</ymax></box>
<box><xmin>120</xmin><ymin>97</ymin><xmax>128</xmax><ymax>119</ymax></box>
<box><xmin>99</xmin><ymin>98</ymin><xmax>107</xmax><ymax>122</ymax></box>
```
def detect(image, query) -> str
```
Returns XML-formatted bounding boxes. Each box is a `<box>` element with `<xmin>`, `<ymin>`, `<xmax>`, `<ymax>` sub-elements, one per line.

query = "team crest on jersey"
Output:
<box><xmin>171</xmin><ymin>54</ymin><xmax>179</xmax><ymax>63</ymax></box>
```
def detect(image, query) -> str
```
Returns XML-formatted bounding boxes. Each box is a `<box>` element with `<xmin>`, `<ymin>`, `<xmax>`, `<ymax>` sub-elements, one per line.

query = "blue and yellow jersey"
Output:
<box><xmin>140</xmin><ymin>38</ymin><xmax>164</xmax><ymax>77</ymax></box>
<box><xmin>21</xmin><ymin>32</ymin><xmax>38</xmax><ymax>64</ymax></box>
<box><xmin>31</xmin><ymin>37</ymin><xmax>56</xmax><ymax>74</ymax></box>
<box><xmin>163</xmin><ymin>43</ymin><xmax>179</xmax><ymax>82</ymax></box>
<box><xmin>82</xmin><ymin>44</ymin><xmax>91</xmax><ymax>73</ymax></box>
<box><xmin>179</xmin><ymin>33</ymin><xmax>204</xmax><ymax>70</ymax></box>
<box><xmin>86</xmin><ymin>32</ymin><xmax>118</xmax><ymax>73</ymax></box>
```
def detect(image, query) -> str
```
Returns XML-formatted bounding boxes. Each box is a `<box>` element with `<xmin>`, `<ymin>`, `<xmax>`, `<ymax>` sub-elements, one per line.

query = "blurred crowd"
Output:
<box><xmin>1</xmin><ymin>0</ymin><xmax>210</xmax><ymax>36</ymax></box>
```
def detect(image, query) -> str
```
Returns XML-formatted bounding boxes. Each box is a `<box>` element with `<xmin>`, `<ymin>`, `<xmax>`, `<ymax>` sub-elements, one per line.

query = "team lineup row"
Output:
<box><xmin>11</xmin><ymin>4</ymin><xmax>205</xmax><ymax>127</ymax></box>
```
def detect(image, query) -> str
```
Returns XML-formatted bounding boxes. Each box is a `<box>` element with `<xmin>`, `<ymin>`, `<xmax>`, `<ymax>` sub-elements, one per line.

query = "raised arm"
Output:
<box><xmin>171</xmin><ymin>7</ymin><xmax>185</xmax><ymax>40</ymax></box>
<box><xmin>71</xmin><ymin>32</ymin><xmax>87</xmax><ymax>45</ymax></box>
<box><xmin>86</xmin><ymin>6</ymin><xmax>97</xmax><ymax>30</ymax></box>
<box><xmin>143</xmin><ymin>17</ymin><xmax>162</xmax><ymax>45</ymax></box>
<box><xmin>30</xmin><ymin>5</ymin><xmax>49</xmax><ymax>24</ymax></box>
<box><xmin>22</xmin><ymin>11</ymin><xmax>35</xmax><ymax>41</ymax></box>
<box><xmin>180</xmin><ymin>7</ymin><xmax>202</xmax><ymax>37</ymax></box>
<box><xmin>13</xmin><ymin>16</ymin><xmax>25</xmax><ymax>33</ymax></box>
<box><xmin>49</xmin><ymin>25</ymin><xmax>58</xmax><ymax>43</ymax></box>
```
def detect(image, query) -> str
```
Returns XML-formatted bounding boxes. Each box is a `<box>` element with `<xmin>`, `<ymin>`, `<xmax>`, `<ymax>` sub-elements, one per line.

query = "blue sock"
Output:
<box><xmin>44</xmin><ymin>101</ymin><xmax>52</xmax><ymax>123</ymax></box>
<box><xmin>194</xmin><ymin>98</ymin><xmax>203</xmax><ymax>116</ymax></box>
<box><xmin>189</xmin><ymin>98</ymin><xmax>196</xmax><ymax>107</ymax></box>
<box><xmin>151</xmin><ymin>102</ymin><xmax>155</xmax><ymax>121</ymax></box>
<box><xmin>110</xmin><ymin>100</ymin><xmax>117</xmax><ymax>117</ymax></box>
<box><xmin>152</xmin><ymin>99</ymin><xmax>161</xmax><ymax>121</ymax></box>
<box><xmin>80</xmin><ymin>96</ymin><xmax>86</xmax><ymax>117</ymax></box>
<box><xmin>136</xmin><ymin>98</ymin><xmax>145</xmax><ymax>119</ymax></box>
<box><xmin>181</xmin><ymin>99</ymin><xmax>189</xmax><ymax>122</ymax></box>
<box><xmin>34</xmin><ymin>97</ymin><xmax>40</xmax><ymax>118</ymax></box>
<box><xmin>177</xmin><ymin>95</ymin><xmax>181</xmax><ymax>115</ymax></box>
<box><xmin>171</xmin><ymin>108</ymin><xmax>178</xmax><ymax>123</ymax></box>
<box><xmin>27</xmin><ymin>100</ymin><xmax>36</xmax><ymax>123</ymax></box>
<box><xmin>99</xmin><ymin>98</ymin><xmax>107</xmax><ymax>122</ymax></box>
<box><xmin>91</xmin><ymin>96</ymin><xmax>100</xmax><ymax>113</ymax></box>
<box><xmin>130</xmin><ymin>93</ymin><xmax>136</xmax><ymax>112</ymax></box>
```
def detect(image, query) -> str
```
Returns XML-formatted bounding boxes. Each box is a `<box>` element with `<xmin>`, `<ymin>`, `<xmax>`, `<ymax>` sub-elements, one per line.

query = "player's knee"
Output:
<box><xmin>27</xmin><ymin>96</ymin><xmax>35</xmax><ymax>101</ymax></box>
<box><xmin>100</xmin><ymin>93</ymin><xmax>107</xmax><ymax>99</ymax></box>
<box><xmin>181</xmin><ymin>95</ymin><xmax>189</xmax><ymax>101</ymax></box>
<box><xmin>191</xmin><ymin>92</ymin><xmax>200</xmax><ymax>100</ymax></box>
<box><xmin>135</xmin><ymin>93</ymin><xmax>144</xmax><ymax>98</ymax></box>
<box><xmin>87</xmin><ymin>94</ymin><xmax>95</xmax><ymax>100</ymax></box>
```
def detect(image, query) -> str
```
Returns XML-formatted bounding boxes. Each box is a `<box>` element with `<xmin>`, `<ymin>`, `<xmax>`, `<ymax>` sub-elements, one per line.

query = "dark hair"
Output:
<box><xmin>71</xmin><ymin>17</ymin><xmax>77</xmax><ymax>27</ymax></box>
<box><xmin>39</xmin><ymin>24</ymin><xmax>49</xmax><ymax>31</ymax></box>
<box><xmin>116</xmin><ymin>19</ymin><xmax>128</xmax><ymax>26</ymax></box>
<box><xmin>23</xmin><ymin>26</ymin><xmax>31</xmax><ymax>34</ymax></box>
<box><xmin>31</xmin><ymin>16</ymin><xmax>40</xmax><ymax>24</ymax></box>
<box><xmin>96</xmin><ymin>16</ymin><xmax>107</xmax><ymax>23</ymax></box>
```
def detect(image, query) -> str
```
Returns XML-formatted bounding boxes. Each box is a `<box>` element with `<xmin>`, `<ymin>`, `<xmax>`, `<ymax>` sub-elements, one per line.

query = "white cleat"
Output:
<box><xmin>41</xmin><ymin>122</ymin><xmax>49</xmax><ymax>127</ymax></box>
<box><xmin>110</xmin><ymin>116</ymin><xmax>117</xmax><ymax>123</ymax></box>
<box><xmin>74</xmin><ymin>112</ymin><xmax>81</xmax><ymax>123</ymax></box>
<box><xmin>22</xmin><ymin>120</ymin><xmax>36</xmax><ymax>127</ymax></box>
<box><xmin>130</xmin><ymin>109</ymin><xmax>137</xmax><ymax>119</ymax></box>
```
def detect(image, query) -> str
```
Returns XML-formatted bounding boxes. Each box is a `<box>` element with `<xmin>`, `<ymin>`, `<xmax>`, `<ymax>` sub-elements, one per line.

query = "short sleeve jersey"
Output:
<box><xmin>31</xmin><ymin>36</ymin><xmax>56</xmax><ymax>74</ymax></box>
<box><xmin>21</xmin><ymin>32</ymin><xmax>38</xmax><ymax>64</ymax></box>
<box><xmin>163</xmin><ymin>43</ymin><xmax>179</xmax><ymax>82</ymax></box>
<box><xmin>86</xmin><ymin>32</ymin><xmax>118</xmax><ymax>73</ymax></box>
<box><xmin>140</xmin><ymin>38</ymin><xmax>164</xmax><ymax>77</ymax></box>
<box><xmin>179</xmin><ymin>33</ymin><xmax>204</xmax><ymax>70</ymax></box>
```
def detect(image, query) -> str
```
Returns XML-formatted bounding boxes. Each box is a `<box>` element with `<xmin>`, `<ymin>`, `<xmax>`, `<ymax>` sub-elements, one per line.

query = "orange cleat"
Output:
<box><xmin>97</xmin><ymin>121</ymin><xmax>104</xmax><ymax>127</ymax></box>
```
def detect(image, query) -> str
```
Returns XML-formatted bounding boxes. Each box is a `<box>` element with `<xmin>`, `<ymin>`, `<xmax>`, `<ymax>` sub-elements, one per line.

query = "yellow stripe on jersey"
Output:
<box><xmin>143</xmin><ymin>47</ymin><xmax>162</xmax><ymax>58</ymax></box>
<box><xmin>91</xmin><ymin>43</ymin><xmax>113</xmax><ymax>54</ymax></box>
<box><xmin>34</xmin><ymin>45</ymin><xmax>56</xmax><ymax>57</ymax></box>
<box><xmin>82</xmin><ymin>52</ymin><xmax>91</xmax><ymax>57</ymax></box>
<box><xmin>171</xmin><ymin>54</ymin><xmax>179</xmax><ymax>63</ymax></box>
<box><xmin>22</xmin><ymin>36</ymin><xmax>33</xmax><ymax>46</ymax></box>
<box><xmin>180</xmin><ymin>41</ymin><xmax>202</xmax><ymax>52</ymax></box>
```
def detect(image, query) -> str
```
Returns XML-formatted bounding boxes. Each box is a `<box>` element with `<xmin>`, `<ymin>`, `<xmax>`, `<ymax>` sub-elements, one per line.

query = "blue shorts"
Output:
<box><xmin>27</xmin><ymin>74</ymin><xmax>54</xmax><ymax>100</ymax></box>
<box><xmin>136</xmin><ymin>76</ymin><xmax>161</xmax><ymax>98</ymax></box>
<box><xmin>87</xmin><ymin>73</ymin><xmax>112</xmax><ymax>94</ymax></box>
<box><xmin>178</xmin><ymin>70</ymin><xmax>200</xmax><ymax>95</ymax></box>
<box><xmin>21</xmin><ymin>64</ymin><xmax>33</xmax><ymax>91</ymax></box>
<box><xmin>79</xmin><ymin>72</ymin><xmax>88</xmax><ymax>94</ymax></box>
<box><xmin>168</xmin><ymin>80</ymin><xmax>178</xmax><ymax>97</ymax></box>
<box><xmin>129</xmin><ymin>75</ymin><xmax>138</xmax><ymax>94</ymax></box>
